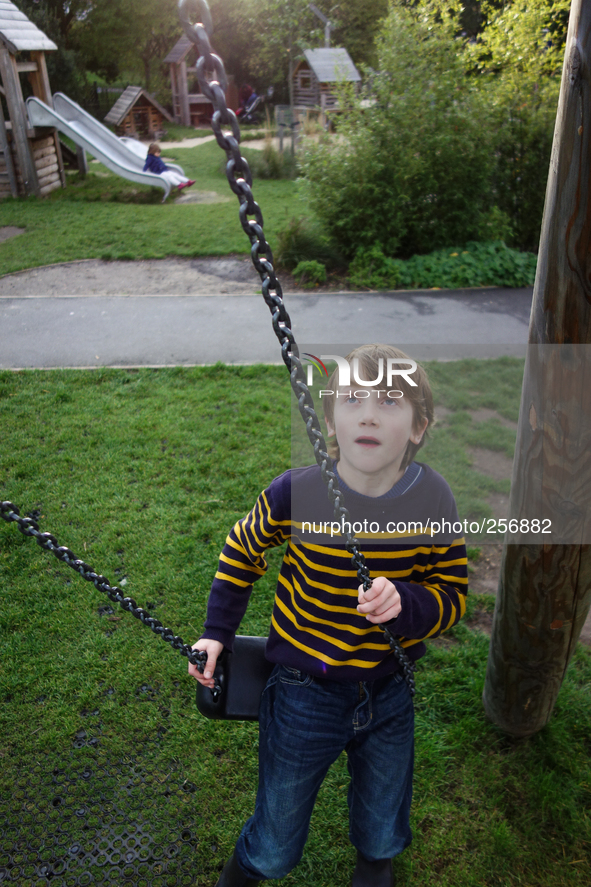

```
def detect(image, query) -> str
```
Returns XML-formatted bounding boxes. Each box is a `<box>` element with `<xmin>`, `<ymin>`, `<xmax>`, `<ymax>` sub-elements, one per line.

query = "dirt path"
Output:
<box><xmin>0</xmin><ymin>255</ymin><xmax>316</xmax><ymax>296</ymax></box>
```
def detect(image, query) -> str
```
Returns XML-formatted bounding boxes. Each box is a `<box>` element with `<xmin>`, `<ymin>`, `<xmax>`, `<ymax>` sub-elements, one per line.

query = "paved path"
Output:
<box><xmin>0</xmin><ymin>258</ymin><xmax>531</xmax><ymax>369</ymax></box>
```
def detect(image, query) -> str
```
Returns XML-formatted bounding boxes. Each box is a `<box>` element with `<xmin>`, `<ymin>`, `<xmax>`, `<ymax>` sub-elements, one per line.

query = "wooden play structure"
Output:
<box><xmin>292</xmin><ymin>48</ymin><xmax>360</xmax><ymax>125</ymax></box>
<box><xmin>0</xmin><ymin>0</ymin><xmax>65</xmax><ymax>198</ymax></box>
<box><xmin>104</xmin><ymin>86</ymin><xmax>173</xmax><ymax>139</ymax></box>
<box><xmin>164</xmin><ymin>33</ymin><xmax>238</xmax><ymax>126</ymax></box>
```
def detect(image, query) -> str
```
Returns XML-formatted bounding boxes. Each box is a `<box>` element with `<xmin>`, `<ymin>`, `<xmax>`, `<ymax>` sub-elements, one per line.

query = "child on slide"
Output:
<box><xmin>143</xmin><ymin>142</ymin><xmax>195</xmax><ymax>191</ymax></box>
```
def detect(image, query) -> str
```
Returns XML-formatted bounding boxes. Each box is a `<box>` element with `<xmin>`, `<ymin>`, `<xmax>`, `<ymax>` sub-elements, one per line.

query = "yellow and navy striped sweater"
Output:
<box><xmin>203</xmin><ymin>463</ymin><xmax>468</xmax><ymax>681</ymax></box>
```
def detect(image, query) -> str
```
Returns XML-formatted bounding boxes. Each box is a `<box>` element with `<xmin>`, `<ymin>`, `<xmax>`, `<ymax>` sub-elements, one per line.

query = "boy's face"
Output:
<box><xmin>326</xmin><ymin>389</ymin><xmax>427</xmax><ymax>485</ymax></box>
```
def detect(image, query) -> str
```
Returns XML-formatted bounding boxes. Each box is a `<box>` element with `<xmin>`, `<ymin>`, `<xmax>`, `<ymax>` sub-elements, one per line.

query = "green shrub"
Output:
<box><xmin>302</xmin><ymin>5</ymin><xmax>493</xmax><ymax>260</ymax></box>
<box><xmin>485</xmin><ymin>79</ymin><xmax>557</xmax><ymax>253</ymax></box>
<box><xmin>275</xmin><ymin>217</ymin><xmax>344</xmax><ymax>272</ymax></box>
<box><xmin>465</xmin><ymin>0</ymin><xmax>565</xmax><ymax>252</ymax></box>
<box><xmin>243</xmin><ymin>142</ymin><xmax>297</xmax><ymax>180</ymax></box>
<box><xmin>349</xmin><ymin>241</ymin><xmax>537</xmax><ymax>290</ymax></box>
<box><xmin>292</xmin><ymin>260</ymin><xmax>327</xmax><ymax>288</ymax></box>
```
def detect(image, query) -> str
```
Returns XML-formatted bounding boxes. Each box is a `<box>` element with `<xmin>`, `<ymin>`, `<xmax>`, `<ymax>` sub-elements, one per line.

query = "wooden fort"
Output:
<box><xmin>164</xmin><ymin>34</ymin><xmax>238</xmax><ymax>126</ymax></box>
<box><xmin>0</xmin><ymin>0</ymin><xmax>65</xmax><ymax>198</ymax></box>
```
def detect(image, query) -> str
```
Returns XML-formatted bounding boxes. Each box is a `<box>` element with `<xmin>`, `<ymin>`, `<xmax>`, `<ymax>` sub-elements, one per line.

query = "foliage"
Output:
<box><xmin>210</xmin><ymin>0</ymin><xmax>390</xmax><ymax>101</ymax></box>
<box><xmin>468</xmin><ymin>0</ymin><xmax>570</xmax><ymax>79</ymax></box>
<box><xmin>274</xmin><ymin>216</ymin><xmax>344</xmax><ymax>272</ymax></box>
<box><xmin>17</xmin><ymin>0</ymin><xmax>90</xmax><ymax>105</ymax></box>
<box><xmin>348</xmin><ymin>241</ymin><xmax>537</xmax><ymax>290</ymax></box>
<box><xmin>242</xmin><ymin>143</ymin><xmax>297</xmax><ymax>180</ymax></box>
<box><xmin>301</xmin><ymin>0</ymin><xmax>569</xmax><ymax>258</ymax></box>
<box><xmin>25</xmin><ymin>0</ymin><xmax>393</xmax><ymax>107</ymax></box>
<box><xmin>463</xmin><ymin>0</ymin><xmax>569</xmax><ymax>252</ymax></box>
<box><xmin>292</xmin><ymin>259</ymin><xmax>327</xmax><ymax>287</ymax></box>
<box><xmin>302</xmin><ymin>3</ymin><xmax>493</xmax><ymax>260</ymax></box>
<box><xmin>71</xmin><ymin>0</ymin><xmax>180</xmax><ymax>96</ymax></box>
<box><xmin>313</xmin><ymin>0</ymin><xmax>390</xmax><ymax>71</ymax></box>
<box><xmin>209</xmin><ymin>0</ymin><xmax>261</xmax><ymax>90</ymax></box>
<box><xmin>484</xmin><ymin>78</ymin><xmax>558</xmax><ymax>252</ymax></box>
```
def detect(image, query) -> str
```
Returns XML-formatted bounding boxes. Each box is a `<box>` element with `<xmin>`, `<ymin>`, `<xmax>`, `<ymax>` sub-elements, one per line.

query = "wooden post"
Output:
<box><xmin>482</xmin><ymin>0</ymin><xmax>591</xmax><ymax>737</ymax></box>
<box><xmin>28</xmin><ymin>52</ymin><xmax>66</xmax><ymax>189</ymax></box>
<box><xmin>179</xmin><ymin>60</ymin><xmax>190</xmax><ymax>126</ymax></box>
<box><xmin>76</xmin><ymin>144</ymin><xmax>88</xmax><ymax>177</ymax></box>
<box><xmin>29</xmin><ymin>52</ymin><xmax>52</xmax><ymax>105</ymax></box>
<box><xmin>0</xmin><ymin>46</ymin><xmax>39</xmax><ymax>196</ymax></box>
<box><xmin>0</xmin><ymin>95</ymin><xmax>18</xmax><ymax>198</ymax></box>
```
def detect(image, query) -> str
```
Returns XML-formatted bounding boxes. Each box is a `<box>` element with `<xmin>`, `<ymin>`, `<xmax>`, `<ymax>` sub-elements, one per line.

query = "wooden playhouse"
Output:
<box><xmin>104</xmin><ymin>86</ymin><xmax>173</xmax><ymax>139</ymax></box>
<box><xmin>292</xmin><ymin>47</ymin><xmax>360</xmax><ymax>124</ymax></box>
<box><xmin>0</xmin><ymin>0</ymin><xmax>65</xmax><ymax>198</ymax></box>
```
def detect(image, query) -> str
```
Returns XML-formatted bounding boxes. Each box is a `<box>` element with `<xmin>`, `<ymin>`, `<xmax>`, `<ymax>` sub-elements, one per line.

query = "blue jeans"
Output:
<box><xmin>234</xmin><ymin>665</ymin><xmax>414</xmax><ymax>880</ymax></box>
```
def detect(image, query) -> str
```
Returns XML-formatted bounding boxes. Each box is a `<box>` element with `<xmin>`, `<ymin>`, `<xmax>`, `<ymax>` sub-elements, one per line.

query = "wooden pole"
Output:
<box><xmin>482</xmin><ymin>0</ymin><xmax>591</xmax><ymax>737</ymax></box>
<box><xmin>0</xmin><ymin>46</ymin><xmax>39</xmax><ymax>196</ymax></box>
<box><xmin>179</xmin><ymin>60</ymin><xmax>190</xmax><ymax>126</ymax></box>
<box><xmin>0</xmin><ymin>97</ymin><xmax>18</xmax><ymax>198</ymax></box>
<box><xmin>29</xmin><ymin>52</ymin><xmax>66</xmax><ymax>189</ymax></box>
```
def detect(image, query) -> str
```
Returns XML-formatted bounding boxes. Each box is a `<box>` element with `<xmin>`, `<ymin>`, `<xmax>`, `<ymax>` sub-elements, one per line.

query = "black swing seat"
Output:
<box><xmin>196</xmin><ymin>636</ymin><xmax>273</xmax><ymax>720</ymax></box>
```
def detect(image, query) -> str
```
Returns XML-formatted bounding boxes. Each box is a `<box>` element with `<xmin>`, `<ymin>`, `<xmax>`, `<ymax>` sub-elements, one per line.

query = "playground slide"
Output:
<box><xmin>26</xmin><ymin>93</ymin><xmax>186</xmax><ymax>202</ymax></box>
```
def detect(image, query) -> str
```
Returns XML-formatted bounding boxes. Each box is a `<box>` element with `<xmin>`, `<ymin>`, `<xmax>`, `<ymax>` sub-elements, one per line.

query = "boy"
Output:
<box><xmin>189</xmin><ymin>344</ymin><xmax>468</xmax><ymax>886</ymax></box>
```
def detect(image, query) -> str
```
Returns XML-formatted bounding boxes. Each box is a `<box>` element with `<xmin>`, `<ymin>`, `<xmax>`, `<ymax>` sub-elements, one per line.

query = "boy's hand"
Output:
<box><xmin>188</xmin><ymin>639</ymin><xmax>224</xmax><ymax>689</ymax></box>
<box><xmin>357</xmin><ymin>577</ymin><xmax>401</xmax><ymax>623</ymax></box>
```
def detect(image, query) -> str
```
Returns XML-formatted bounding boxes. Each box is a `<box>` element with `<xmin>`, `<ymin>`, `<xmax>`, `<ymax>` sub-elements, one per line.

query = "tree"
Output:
<box><xmin>17</xmin><ymin>0</ymin><xmax>91</xmax><ymax>103</ymax></box>
<box><xmin>313</xmin><ymin>0</ymin><xmax>390</xmax><ymax>68</ymax></box>
<box><xmin>20</xmin><ymin>0</ymin><xmax>91</xmax><ymax>45</ymax></box>
<box><xmin>466</xmin><ymin>1</ymin><xmax>571</xmax><ymax>251</ymax></box>
<box><xmin>303</xmin><ymin>1</ymin><xmax>493</xmax><ymax>259</ymax></box>
<box><xmin>210</xmin><ymin>0</ymin><xmax>391</xmax><ymax>99</ymax></box>
<box><xmin>71</xmin><ymin>0</ymin><xmax>180</xmax><ymax>94</ymax></box>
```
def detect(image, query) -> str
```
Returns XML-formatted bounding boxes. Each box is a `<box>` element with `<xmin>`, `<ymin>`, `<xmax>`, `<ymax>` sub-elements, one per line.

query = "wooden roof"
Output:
<box><xmin>301</xmin><ymin>48</ymin><xmax>360</xmax><ymax>83</ymax></box>
<box><xmin>0</xmin><ymin>0</ymin><xmax>57</xmax><ymax>53</ymax></box>
<box><xmin>164</xmin><ymin>34</ymin><xmax>194</xmax><ymax>65</ymax></box>
<box><xmin>104</xmin><ymin>86</ymin><xmax>173</xmax><ymax>126</ymax></box>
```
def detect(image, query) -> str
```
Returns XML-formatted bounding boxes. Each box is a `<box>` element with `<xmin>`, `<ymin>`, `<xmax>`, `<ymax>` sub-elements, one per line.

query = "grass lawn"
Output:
<box><xmin>0</xmin><ymin>140</ymin><xmax>305</xmax><ymax>275</ymax></box>
<box><xmin>1</xmin><ymin>361</ymin><xmax>590</xmax><ymax>886</ymax></box>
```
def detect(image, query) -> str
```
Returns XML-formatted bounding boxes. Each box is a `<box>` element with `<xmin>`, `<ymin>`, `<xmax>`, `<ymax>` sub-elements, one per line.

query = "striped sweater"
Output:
<box><xmin>203</xmin><ymin>462</ymin><xmax>468</xmax><ymax>681</ymax></box>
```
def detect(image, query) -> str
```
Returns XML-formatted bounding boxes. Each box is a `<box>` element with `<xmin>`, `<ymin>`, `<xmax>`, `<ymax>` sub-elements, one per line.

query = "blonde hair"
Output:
<box><xmin>322</xmin><ymin>344</ymin><xmax>434</xmax><ymax>470</ymax></box>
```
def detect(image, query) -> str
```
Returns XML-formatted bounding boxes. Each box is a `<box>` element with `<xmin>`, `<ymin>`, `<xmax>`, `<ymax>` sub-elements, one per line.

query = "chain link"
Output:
<box><xmin>0</xmin><ymin>501</ymin><xmax>223</xmax><ymax>698</ymax></box>
<box><xmin>178</xmin><ymin>0</ymin><xmax>415</xmax><ymax>695</ymax></box>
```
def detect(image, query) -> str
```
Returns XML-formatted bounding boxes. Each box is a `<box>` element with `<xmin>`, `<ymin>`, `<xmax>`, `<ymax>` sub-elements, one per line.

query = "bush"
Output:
<box><xmin>244</xmin><ymin>142</ymin><xmax>297</xmax><ymax>180</ymax></box>
<box><xmin>465</xmin><ymin>0</ymin><xmax>564</xmax><ymax>252</ymax></box>
<box><xmin>348</xmin><ymin>241</ymin><xmax>537</xmax><ymax>290</ymax></box>
<box><xmin>302</xmin><ymin>5</ymin><xmax>493</xmax><ymax>260</ymax></box>
<box><xmin>484</xmin><ymin>79</ymin><xmax>557</xmax><ymax>253</ymax></box>
<box><xmin>274</xmin><ymin>217</ymin><xmax>344</xmax><ymax>272</ymax></box>
<box><xmin>292</xmin><ymin>260</ymin><xmax>327</xmax><ymax>288</ymax></box>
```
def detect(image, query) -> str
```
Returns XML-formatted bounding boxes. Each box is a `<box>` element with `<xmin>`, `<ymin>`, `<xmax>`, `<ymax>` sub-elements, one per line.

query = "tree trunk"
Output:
<box><xmin>482</xmin><ymin>0</ymin><xmax>591</xmax><ymax>737</ymax></box>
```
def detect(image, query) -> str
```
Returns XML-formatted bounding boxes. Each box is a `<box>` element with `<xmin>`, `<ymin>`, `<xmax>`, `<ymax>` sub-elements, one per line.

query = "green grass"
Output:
<box><xmin>0</xmin><ymin>140</ymin><xmax>306</xmax><ymax>275</ymax></box>
<box><xmin>1</xmin><ymin>362</ymin><xmax>590</xmax><ymax>886</ymax></box>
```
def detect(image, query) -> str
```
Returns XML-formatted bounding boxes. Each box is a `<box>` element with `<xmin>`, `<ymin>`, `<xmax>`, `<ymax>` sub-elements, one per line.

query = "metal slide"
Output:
<box><xmin>26</xmin><ymin>93</ymin><xmax>186</xmax><ymax>202</ymax></box>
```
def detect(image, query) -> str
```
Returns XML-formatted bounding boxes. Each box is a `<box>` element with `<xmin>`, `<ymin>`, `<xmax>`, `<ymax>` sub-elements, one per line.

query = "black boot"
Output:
<box><xmin>215</xmin><ymin>852</ymin><xmax>264</xmax><ymax>886</ymax></box>
<box><xmin>351</xmin><ymin>851</ymin><xmax>393</xmax><ymax>887</ymax></box>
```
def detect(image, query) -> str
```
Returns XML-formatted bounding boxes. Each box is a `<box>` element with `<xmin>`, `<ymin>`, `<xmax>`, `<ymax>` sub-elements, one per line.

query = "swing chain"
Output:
<box><xmin>178</xmin><ymin>1</ymin><xmax>415</xmax><ymax>695</ymax></box>
<box><xmin>0</xmin><ymin>501</ymin><xmax>222</xmax><ymax>699</ymax></box>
